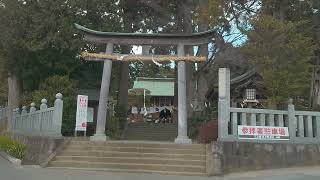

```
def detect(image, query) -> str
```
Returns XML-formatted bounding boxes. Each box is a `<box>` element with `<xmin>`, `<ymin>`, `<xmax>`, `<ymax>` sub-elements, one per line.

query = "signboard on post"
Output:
<box><xmin>238</xmin><ymin>125</ymin><xmax>289</xmax><ymax>140</ymax></box>
<box><xmin>75</xmin><ymin>95</ymin><xmax>88</xmax><ymax>131</ymax></box>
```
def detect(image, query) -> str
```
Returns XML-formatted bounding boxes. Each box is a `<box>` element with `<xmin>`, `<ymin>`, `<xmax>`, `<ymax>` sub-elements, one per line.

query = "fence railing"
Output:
<box><xmin>12</xmin><ymin>93</ymin><xmax>63</xmax><ymax>137</ymax></box>
<box><xmin>0</xmin><ymin>107</ymin><xmax>6</xmax><ymax>120</ymax></box>
<box><xmin>218</xmin><ymin>68</ymin><xmax>320</xmax><ymax>143</ymax></box>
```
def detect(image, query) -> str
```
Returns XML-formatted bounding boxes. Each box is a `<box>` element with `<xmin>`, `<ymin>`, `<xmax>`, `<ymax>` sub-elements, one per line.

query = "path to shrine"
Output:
<box><xmin>1</xmin><ymin>156</ymin><xmax>320</xmax><ymax>180</ymax></box>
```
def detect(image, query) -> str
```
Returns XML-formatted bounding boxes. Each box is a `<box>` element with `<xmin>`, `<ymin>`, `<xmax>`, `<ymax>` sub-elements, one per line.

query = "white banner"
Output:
<box><xmin>75</xmin><ymin>95</ymin><xmax>88</xmax><ymax>131</ymax></box>
<box><xmin>87</xmin><ymin>107</ymin><xmax>94</xmax><ymax>123</ymax></box>
<box><xmin>238</xmin><ymin>125</ymin><xmax>289</xmax><ymax>140</ymax></box>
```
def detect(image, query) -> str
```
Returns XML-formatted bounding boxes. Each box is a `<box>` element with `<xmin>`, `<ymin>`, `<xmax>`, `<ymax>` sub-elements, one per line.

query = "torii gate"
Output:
<box><xmin>75</xmin><ymin>24</ymin><xmax>215</xmax><ymax>144</ymax></box>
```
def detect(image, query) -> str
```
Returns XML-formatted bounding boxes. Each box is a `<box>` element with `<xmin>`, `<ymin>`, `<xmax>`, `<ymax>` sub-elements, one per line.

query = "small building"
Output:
<box><xmin>131</xmin><ymin>77</ymin><xmax>174</xmax><ymax>106</ymax></box>
<box><xmin>128</xmin><ymin>77</ymin><xmax>175</xmax><ymax>122</ymax></box>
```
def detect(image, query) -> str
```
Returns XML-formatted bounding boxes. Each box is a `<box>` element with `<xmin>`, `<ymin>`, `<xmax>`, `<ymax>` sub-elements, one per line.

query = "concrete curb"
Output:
<box><xmin>0</xmin><ymin>151</ymin><xmax>22</xmax><ymax>166</ymax></box>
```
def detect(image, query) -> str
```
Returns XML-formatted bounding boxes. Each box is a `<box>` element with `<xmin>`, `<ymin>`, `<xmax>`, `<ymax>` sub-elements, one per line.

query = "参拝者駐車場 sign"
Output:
<box><xmin>238</xmin><ymin>125</ymin><xmax>289</xmax><ymax>140</ymax></box>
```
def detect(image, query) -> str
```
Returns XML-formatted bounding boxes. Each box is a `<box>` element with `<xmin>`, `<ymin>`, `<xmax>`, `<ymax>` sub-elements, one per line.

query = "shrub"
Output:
<box><xmin>114</xmin><ymin>104</ymin><xmax>128</xmax><ymax>130</ymax></box>
<box><xmin>105</xmin><ymin>104</ymin><xmax>128</xmax><ymax>139</ymax></box>
<box><xmin>0</xmin><ymin>136</ymin><xmax>25</xmax><ymax>159</ymax></box>
<box><xmin>188</xmin><ymin>116</ymin><xmax>207</xmax><ymax>139</ymax></box>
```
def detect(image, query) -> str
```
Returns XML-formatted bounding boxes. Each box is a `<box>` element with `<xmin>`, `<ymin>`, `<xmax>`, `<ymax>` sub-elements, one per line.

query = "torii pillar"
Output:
<box><xmin>90</xmin><ymin>43</ymin><xmax>113</xmax><ymax>141</ymax></box>
<box><xmin>175</xmin><ymin>44</ymin><xmax>192</xmax><ymax>144</ymax></box>
<box><xmin>75</xmin><ymin>23</ymin><xmax>214</xmax><ymax>143</ymax></box>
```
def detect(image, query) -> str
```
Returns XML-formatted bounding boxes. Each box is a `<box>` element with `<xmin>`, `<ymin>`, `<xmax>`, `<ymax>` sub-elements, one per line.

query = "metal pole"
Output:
<box><xmin>143</xmin><ymin>89</ymin><xmax>146</xmax><ymax>110</ymax></box>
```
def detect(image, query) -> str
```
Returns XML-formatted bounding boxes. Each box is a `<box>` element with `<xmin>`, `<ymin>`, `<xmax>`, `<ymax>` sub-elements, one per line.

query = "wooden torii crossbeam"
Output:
<box><xmin>75</xmin><ymin>23</ymin><xmax>215</xmax><ymax>143</ymax></box>
<box><xmin>81</xmin><ymin>52</ymin><xmax>206</xmax><ymax>62</ymax></box>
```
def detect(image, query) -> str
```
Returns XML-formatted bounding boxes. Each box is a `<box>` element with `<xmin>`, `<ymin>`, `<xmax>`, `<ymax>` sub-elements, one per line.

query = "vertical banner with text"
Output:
<box><xmin>75</xmin><ymin>95</ymin><xmax>88</xmax><ymax>131</ymax></box>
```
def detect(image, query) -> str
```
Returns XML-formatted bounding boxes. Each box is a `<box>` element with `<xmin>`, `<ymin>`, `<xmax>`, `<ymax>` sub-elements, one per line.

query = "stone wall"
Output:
<box><xmin>207</xmin><ymin>141</ymin><xmax>320</xmax><ymax>176</ymax></box>
<box><xmin>11</xmin><ymin>134</ymin><xmax>64</xmax><ymax>165</ymax></box>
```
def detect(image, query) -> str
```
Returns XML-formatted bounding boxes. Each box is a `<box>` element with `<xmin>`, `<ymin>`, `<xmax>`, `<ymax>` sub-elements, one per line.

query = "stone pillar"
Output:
<box><xmin>30</xmin><ymin>102</ymin><xmax>36</xmax><ymax>113</ymax></box>
<box><xmin>40</xmin><ymin>99</ymin><xmax>48</xmax><ymax>110</ymax></box>
<box><xmin>174</xmin><ymin>44</ymin><xmax>192</xmax><ymax>144</ymax></box>
<box><xmin>53</xmin><ymin>93</ymin><xmax>63</xmax><ymax>137</ymax></box>
<box><xmin>218</xmin><ymin>68</ymin><xmax>230</xmax><ymax>140</ymax></box>
<box><xmin>206</xmin><ymin>142</ymin><xmax>223</xmax><ymax>176</ymax></box>
<box><xmin>21</xmin><ymin>106</ymin><xmax>27</xmax><ymax>114</ymax></box>
<box><xmin>288</xmin><ymin>99</ymin><xmax>297</xmax><ymax>142</ymax></box>
<box><xmin>91</xmin><ymin>43</ymin><xmax>114</xmax><ymax>141</ymax></box>
<box><xmin>11</xmin><ymin>108</ymin><xmax>19</xmax><ymax>133</ymax></box>
<box><xmin>40</xmin><ymin>99</ymin><xmax>48</xmax><ymax>135</ymax></box>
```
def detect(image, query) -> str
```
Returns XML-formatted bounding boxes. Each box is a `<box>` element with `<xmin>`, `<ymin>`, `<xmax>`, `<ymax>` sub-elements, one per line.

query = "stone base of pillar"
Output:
<box><xmin>174</xmin><ymin>136</ymin><xmax>192</xmax><ymax>144</ymax></box>
<box><xmin>90</xmin><ymin>134</ymin><xmax>110</xmax><ymax>141</ymax></box>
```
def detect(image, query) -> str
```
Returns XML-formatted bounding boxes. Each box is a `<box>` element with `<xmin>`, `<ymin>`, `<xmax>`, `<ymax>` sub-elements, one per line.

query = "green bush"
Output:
<box><xmin>0</xmin><ymin>136</ymin><xmax>25</xmax><ymax>159</ymax></box>
<box><xmin>188</xmin><ymin>116</ymin><xmax>207</xmax><ymax>139</ymax></box>
<box><xmin>106</xmin><ymin>116</ymin><xmax>122</xmax><ymax>139</ymax></box>
<box><xmin>114</xmin><ymin>104</ymin><xmax>128</xmax><ymax>130</ymax></box>
<box><xmin>105</xmin><ymin>104</ymin><xmax>128</xmax><ymax>139</ymax></box>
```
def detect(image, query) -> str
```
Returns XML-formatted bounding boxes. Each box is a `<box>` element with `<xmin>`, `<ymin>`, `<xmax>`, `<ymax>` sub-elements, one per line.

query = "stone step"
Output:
<box><xmin>127</xmin><ymin>124</ymin><xmax>177</xmax><ymax>126</ymax></box>
<box><xmin>125</xmin><ymin>129</ymin><xmax>177</xmax><ymax>131</ymax></box>
<box><xmin>49</xmin><ymin>160</ymin><xmax>206</xmax><ymax>173</ymax></box>
<box><xmin>120</xmin><ymin>136</ymin><xmax>176</xmax><ymax>141</ymax></box>
<box><xmin>50</xmin><ymin>139</ymin><xmax>207</xmax><ymax>176</ymax></box>
<box><xmin>121</xmin><ymin>137</ymin><xmax>175</xmax><ymax>141</ymax></box>
<box><xmin>63</xmin><ymin>146</ymin><xmax>205</xmax><ymax>154</ymax></box>
<box><xmin>127</xmin><ymin>124</ymin><xmax>178</xmax><ymax>129</ymax></box>
<box><xmin>121</xmin><ymin>135</ymin><xmax>176</xmax><ymax>140</ymax></box>
<box><xmin>122</xmin><ymin>131</ymin><xmax>177</xmax><ymax>134</ymax></box>
<box><xmin>126</xmin><ymin>126</ymin><xmax>177</xmax><ymax>129</ymax></box>
<box><xmin>47</xmin><ymin>167</ymin><xmax>206</xmax><ymax>176</ymax></box>
<box><xmin>124</xmin><ymin>130</ymin><xmax>177</xmax><ymax>133</ymax></box>
<box><xmin>54</xmin><ymin>156</ymin><xmax>205</xmax><ymax>166</ymax></box>
<box><xmin>123</xmin><ymin>131</ymin><xmax>177</xmax><ymax>135</ymax></box>
<box><xmin>58</xmin><ymin>151</ymin><xmax>206</xmax><ymax>161</ymax></box>
<box><xmin>68</xmin><ymin>141</ymin><xmax>204</xmax><ymax>150</ymax></box>
<box><xmin>125</xmin><ymin>131</ymin><xmax>176</xmax><ymax>134</ymax></box>
<box><xmin>126</xmin><ymin>129</ymin><xmax>177</xmax><ymax>131</ymax></box>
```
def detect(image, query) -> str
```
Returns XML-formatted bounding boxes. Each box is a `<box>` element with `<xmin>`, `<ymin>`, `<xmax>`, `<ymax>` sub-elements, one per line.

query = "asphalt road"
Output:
<box><xmin>1</xmin><ymin>156</ymin><xmax>320</xmax><ymax>180</ymax></box>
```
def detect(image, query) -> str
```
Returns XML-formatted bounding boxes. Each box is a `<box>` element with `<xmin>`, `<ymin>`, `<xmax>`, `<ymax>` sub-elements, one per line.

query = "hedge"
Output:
<box><xmin>0</xmin><ymin>136</ymin><xmax>25</xmax><ymax>160</ymax></box>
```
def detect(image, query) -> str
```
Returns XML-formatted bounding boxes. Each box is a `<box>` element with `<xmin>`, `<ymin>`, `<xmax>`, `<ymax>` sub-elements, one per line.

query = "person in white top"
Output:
<box><xmin>131</xmin><ymin>106</ymin><xmax>138</xmax><ymax>114</ymax></box>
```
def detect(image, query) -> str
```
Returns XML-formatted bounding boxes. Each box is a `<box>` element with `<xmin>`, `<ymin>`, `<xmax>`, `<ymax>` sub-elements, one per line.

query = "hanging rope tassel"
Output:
<box><xmin>152</xmin><ymin>55</ymin><xmax>162</xmax><ymax>67</ymax></box>
<box><xmin>116</xmin><ymin>54</ymin><xmax>128</xmax><ymax>61</ymax></box>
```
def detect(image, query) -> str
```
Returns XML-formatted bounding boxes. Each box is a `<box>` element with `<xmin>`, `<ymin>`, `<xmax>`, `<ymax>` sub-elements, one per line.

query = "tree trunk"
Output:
<box><xmin>118</xmin><ymin>0</ymin><xmax>135</xmax><ymax>110</ymax></box>
<box><xmin>7</xmin><ymin>72</ymin><xmax>22</xmax><ymax>132</ymax></box>
<box><xmin>309</xmin><ymin>1</ymin><xmax>320</xmax><ymax>110</ymax></box>
<box><xmin>118</xmin><ymin>49</ymin><xmax>130</xmax><ymax>109</ymax></box>
<box><xmin>118</xmin><ymin>62</ymin><xmax>129</xmax><ymax>107</ymax></box>
<box><xmin>193</xmin><ymin>0</ymin><xmax>209</xmax><ymax>114</ymax></box>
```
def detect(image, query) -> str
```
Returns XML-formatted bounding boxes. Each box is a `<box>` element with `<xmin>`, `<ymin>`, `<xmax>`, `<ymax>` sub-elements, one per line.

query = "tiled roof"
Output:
<box><xmin>132</xmin><ymin>78</ymin><xmax>174</xmax><ymax>96</ymax></box>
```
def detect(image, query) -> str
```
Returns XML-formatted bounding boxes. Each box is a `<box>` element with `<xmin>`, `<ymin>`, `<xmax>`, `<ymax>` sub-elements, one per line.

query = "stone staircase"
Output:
<box><xmin>122</xmin><ymin>122</ymin><xmax>178</xmax><ymax>141</ymax></box>
<box><xmin>48</xmin><ymin>139</ymin><xmax>207</xmax><ymax>176</ymax></box>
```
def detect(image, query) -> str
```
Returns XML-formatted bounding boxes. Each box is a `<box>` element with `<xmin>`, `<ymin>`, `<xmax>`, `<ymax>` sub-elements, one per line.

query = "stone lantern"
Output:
<box><xmin>243</xmin><ymin>88</ymin><xmax>259</xmax><ymax>108</ymax></box>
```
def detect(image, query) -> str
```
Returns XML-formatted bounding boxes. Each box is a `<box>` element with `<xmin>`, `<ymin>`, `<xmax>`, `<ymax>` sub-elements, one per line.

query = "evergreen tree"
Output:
<box><xmin>241</xmin><ymin>16</ymin><xmax>315</xmax><ymax>107</ymax></box>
